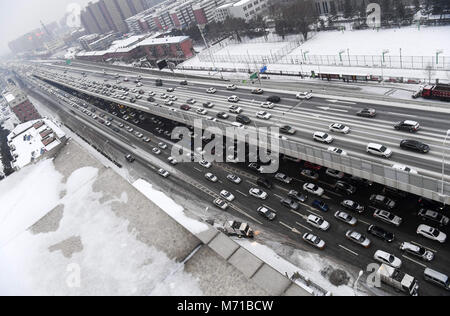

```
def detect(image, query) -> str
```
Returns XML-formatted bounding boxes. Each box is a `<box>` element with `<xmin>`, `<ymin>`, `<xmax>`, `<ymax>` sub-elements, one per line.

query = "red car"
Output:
<box><xmin>180</xmin><ymin>104</ymin><xmax>191</xmax><ymax>111</ymax></box>
<box><xmin>304</xmin><ymin>162</ymin><xmax>322</xmax><ymax>171</ymax></box>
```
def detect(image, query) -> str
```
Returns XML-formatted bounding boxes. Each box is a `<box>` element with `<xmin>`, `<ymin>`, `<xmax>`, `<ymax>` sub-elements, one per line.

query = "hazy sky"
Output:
<box><xmin>0</xmin><ymin>0</ymin><xmax>92</xmax><ymax>55</ymax></box>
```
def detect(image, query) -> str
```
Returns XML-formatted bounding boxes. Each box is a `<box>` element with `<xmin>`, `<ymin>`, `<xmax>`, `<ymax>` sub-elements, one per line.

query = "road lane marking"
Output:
<box><xmin>279</xmin><ymin>221</ymin><xmax>302</xmax><ymax>235</ymax></box>
<box><xmin>296</xmin><ymin>222</ymin><xmax>312</xmax><ymax>231</ymax></box>
<box><xmin>338</xmin><ymin>245</ymin><xmax>359</xmax><ymax>256</ymax></box>
<box><xmin>359</xmin><ymin>219</ymin><xmax>371</xmax><ymax>226</ymax></box>
<box><xmin>410</xmin><ymin>241</ymin><xmax>437</xmax><ymax>253</ymax></box>
<box><xmin>274</xmin><ymin>193</ymin><xmax>284</xmax><ymax>200</ymax></box>
<box><xmin>235</xmin><ymin>190</ymin><xmax>248</xmax><ymax>197</ymax></box>
<box><xmin>246</xmin><ymin>180</ymin><xmax>257</xmax><ymax>186</ymax></box>
<box><xmin>402</xmin><ymin>255</ymin><xmax>428</xmax><ymax>268</ymax></box>
<box><xmin>193</xmin><ymin>167</ymin><xmax>203</xmax><ymax>172</ymax></box>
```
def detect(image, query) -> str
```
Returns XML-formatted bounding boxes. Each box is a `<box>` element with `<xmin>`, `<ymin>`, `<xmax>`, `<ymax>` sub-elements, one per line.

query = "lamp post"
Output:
<box><xmin>441</xmin><ymin>129</ymin><xmax>450</xmax><ymax>200</ymax></box>
<box><xmin>353</xmin><ymin>270</ymin><xmax>364</xmax><ymax>296</ymax></box>
<box><xmin>198</xmin><ymin>24</ymin><xmax>223</xmax><ymax>79</ymax></box>
<box><xmin>381</xmin><ymin>49</ymin><xmax>389</xmax><ymax>82</ymax></box>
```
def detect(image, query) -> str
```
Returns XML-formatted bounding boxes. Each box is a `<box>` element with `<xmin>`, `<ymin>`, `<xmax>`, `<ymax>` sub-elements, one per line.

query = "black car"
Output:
<box><xmin>357</xmin><ymin>108</ymin><xmax>376</xmax><ymax>117</ymax></box>
<box><xmin>280</xmin><ymin>125</ymin><xmax>296</xmax><ymax>135</ymax></box>
<box><xmin>125</xmin><ymin>154</ymin><xmax>135</xmax><ymax>163</ymax></box>
<box><xmin>155</xmin><ymin>79</ymin><xmax>163</xmax><ymax>86</ymax></box>
<box><xmin>147</xmin><ymin>97</ymin><xmax>155</xmax><ymax>102</ymax></box>
<box><xmin>394</xmin><ymin>120</ymin><xmax>420</xmax><ymax>132</ymax></box>
<box><xmin>400</xmin><ymin>139</ymin><xmax>430</xmax><ymax>153</ymax></box>
<box><xmin>236</xmin><ymin>115</ymin><xmax>251</xmax><ymax>125</ymax></box>
<box><xmin>335</xmin><ymin>181</ymin><xmax>356</xmax><ymax>195</ymax></box>
<box><xmin>266</xmin><ymin>95</ymin><xmax>281</xmax><ymax>103</ymax></box>
<box><xmin>257</xmin><ymin>177</ymin><xmax>273</xmax><ymax>189</ymax></box>
<box><xmin>418</xmin><ymin>197</ymin><xmax>447</xmax><ymax>212</ymax></box>
<box><xmin>280</xmin><ymin>198</ymin><xmax>300</xmax><ymax>210</ymax></box>
<box><xmin>341</xmin><ymin>200</ymin><xmax>365</xmax><ymax>214</ymax></box>
<box><xmin>216</xmin><ymin>112</ymin><xmax>229</xmax><ymax>119</ymax></box>
<box><xmin>180</xmin><ymin>80</ymin><xmax>188</xmax><ymax>85</ymax></box>
<box><xmin>367</xmin><ymin>225</ymin><xmax>395</xmax><ymax>243</ymax></box>
<box><xmin>112</xmin><ymin>127</ymin><xmax>120</xmax><ymax>133</ymax></box>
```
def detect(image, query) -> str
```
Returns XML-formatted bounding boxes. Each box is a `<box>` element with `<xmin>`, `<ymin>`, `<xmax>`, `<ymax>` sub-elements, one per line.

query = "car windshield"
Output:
<box><xmin>380</xmin><ymin>146</ymin><xmax>387</xmax><ymax>152</ymax></box>
<box><xmin>388</xmin><ymin>255</ymin><xmax>395</xmax><ymax>263</ymax></box>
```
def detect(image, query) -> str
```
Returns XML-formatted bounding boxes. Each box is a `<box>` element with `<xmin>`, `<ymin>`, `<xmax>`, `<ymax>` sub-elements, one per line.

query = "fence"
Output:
<box><xmin>281</xmin><ymin>54</ymin><xmax>450</xmax><ymax>71</ymax></box>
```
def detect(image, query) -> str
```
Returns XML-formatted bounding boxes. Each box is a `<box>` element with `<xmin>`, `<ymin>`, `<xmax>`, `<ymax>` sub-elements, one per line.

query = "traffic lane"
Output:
<box><xmin>65</xmin><ymin>64</ymin><xmax>450</xmax><ymax>129</ymax></box>
<box><xmin>36</xmin><ymin>81</ymin><xmax>450</xmax><ymax>296</ymax></box>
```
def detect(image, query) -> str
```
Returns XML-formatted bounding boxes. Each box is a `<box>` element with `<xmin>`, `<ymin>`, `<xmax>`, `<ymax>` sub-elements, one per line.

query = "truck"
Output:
<box><xmin>218</xmin><ymin>221</ymin><xmax>254</xmax><ymax>239</ymax></box>
<box><xmin>376</xmin><ymin>264</ymin><xmax>419</xmax><ymax>296</ymax></box>
<box><xmin>420</xmin><ymin>84</ymin><xmax>450</xmax><ymax>101</ymax></box>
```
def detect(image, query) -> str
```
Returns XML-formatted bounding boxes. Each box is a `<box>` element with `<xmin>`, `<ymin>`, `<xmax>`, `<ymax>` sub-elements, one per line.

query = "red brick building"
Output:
<box><xmin>3</xmin><ymin>88</ymin><xmax>41</xmax><ymax>123</ymax></box>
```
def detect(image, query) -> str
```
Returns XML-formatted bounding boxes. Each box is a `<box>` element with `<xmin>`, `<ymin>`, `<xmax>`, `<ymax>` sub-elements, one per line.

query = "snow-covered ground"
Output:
<box><xmin>181</xmin><ymin>26</ymin><xmax>450</xmax><ymax>82</ymax></box>
<box><xmin>0</xmin><ymin>159</ymin><xmax>204</xmax><ymax>296</ymax></box>
<box><xmin>289</xmin><ymin>25</ymin><xmax>450</xmax><ymax>57</ymax></box>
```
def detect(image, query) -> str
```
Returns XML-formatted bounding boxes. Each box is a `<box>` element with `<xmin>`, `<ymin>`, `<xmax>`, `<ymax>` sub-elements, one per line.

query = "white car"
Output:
<box><xmin>164</xmin><ymin>100</ymin><xmax>174</xmax><ymax>106</ymax></box>
<box><xmin>307</xmin><ymin>215</ymin><xmax>330</xmax><ymax>231</ymax></box>
<box><xmin>256</xmin><ymin>111</ymin><xmax>272</xmax><ymax>120</ymax></box>
<box><xmin>228</xmin><ymin>95</ymin><xmax>240</xmax><ymax>103</ymax></box>
<box><xmin>367</xmin><ymin>143</ymin><xmax>392</xmax><ymax>158</ymax></box>
<box><xmin>249</xmin><ymin>188</ymin><xmax>268</xmax><ymax>200</ymax></box>
<box><xmin>313</xmin><ymin>132</ymin><xmax>334</xmax><ymax>144</ymax></box>
<box><xmin>326</xmin><ymin>168</ymin><xmax>345</xmax><ymax>179</ymax></box>
<box><xmin>214</xmin><ymin>198</ymin><xmax>228</xmax><ymax>210</ymax></box>
<box><xmin>227</xmin><ymin>174</ymin><xmax>242</xmax><ymax>184</ymax></box>
<box><xmin>229</xmin><ymin>105</ymin><xmax>242</xmax><ymax>114</ymax></box>
<box><xmin>303</xmin><ymin>183</ymin><xmax>324</xmax><ymax>196</ymax></box>
<box><xmin>329</xmin><ymin>123</ymin><xmax>351</xmax><ymax>134</ymax></box>
<box><xmin>296</xmin><ymin>92</ymin><xmax>312</xmax><ymax>100</ymax></box>
<box><xmin>220</xmin><ymin>190</ymin><xmax>235</xmax><ymax>202</ymax></box>
<box><xmin>168</xmin><ymin>157</ymin><xmax>178</xmax><ymax>165</ymax></box>
<box><xmin>207</xmin><ymin>88</ymin><xmax>217</xmax><ymax>94</ymax></box>
<box><xmin>275</xmin><ymin>173</ymin><xmax>292</xmax><ymax>184</ymax></box>
<box><xmin>392</xmin><ymin>164</ymin><xmax>418</xmax><ymax>174</ymax></box>
<box><xmin>158</xmin><ymin>142</ymin><xmax>167</xmax><ymax>149</ymax></box>
<box><xmin>346</xmin><ymin>230</ymin><xmax>371</xmax><ymax>248</ymax></box>
<box><xmin>205</xmin><ymin>173</ymin><xmax>218</xmax><ymax>183</ymax></box>
<box><xmin>373</xmin><ymin>209</ymin><xmax>403</xmax><ymax>227</ymax></box>
<box><xmin>152</xmin><ymin>148</ymin><xmax>161</xmax><ymax>155</ymax></box>
<box><xmin>328</xmin><ymin>147</ymin><xmax>347</xmax><ymax>156</ymax></box>
<box><xmin>196</xmin><ymin>108</ymin><xmax>208</xmax><ymax>115</ymax></box>
<box><xmin>227</xmin><ymin>84</ymin><xmax>237</xmax><ymax>90</ymax></box>
<box><xmin>334</xmin><ymin>211</ymin><xmax>358</xmax><ymax>226</ymax></box>
<box><xmin>199</xmin><ymin>160</ymin><xmax>212</xmax><ymax>168</ymax></box>
<box><xmin>417</xmin><ymin>224</ymin><xmax>447</xmax><ymax>243</ymax></box>
<box><xmin>158</xmin><ymin>169</ymin><xmax>170</xmax><ymax>178</ymax></box>
<box><xmin>302</xmin><ymin>233</ymin><xmax>326</xmax><ymax>250</ymax></box>
<box><xmin>373</xmin><ymin>250</ymin><xmax>402</xmax><ymax>269</ymax></box>
<box><xmin>260</xmin><ymin>102</ymin><xmax>274</xmax><ymax>109</ymax></box>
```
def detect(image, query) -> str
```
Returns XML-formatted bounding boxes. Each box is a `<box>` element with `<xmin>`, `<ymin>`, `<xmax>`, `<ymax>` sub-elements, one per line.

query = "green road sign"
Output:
<box><xmin>66</xmin><ymin>59</ymin><xmax>72</xmax><ymax>65</ymax></box>
<box><xmin>250</xmin><ymin>72</ymin><xmax>258</xmax><ymax>80</ymax></box>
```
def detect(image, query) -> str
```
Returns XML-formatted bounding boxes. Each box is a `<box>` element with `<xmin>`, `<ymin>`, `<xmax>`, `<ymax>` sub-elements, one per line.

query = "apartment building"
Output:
<box><xmin>215</xmin><ymin>0</ymin><xmax>269</xmax><ymax>22</ymax></box>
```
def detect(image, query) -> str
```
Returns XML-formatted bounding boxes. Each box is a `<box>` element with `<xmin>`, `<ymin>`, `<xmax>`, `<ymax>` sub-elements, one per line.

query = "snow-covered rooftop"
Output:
<box><xmin>4</xmin><ymin>93</ymin><xmax>15</xmax><ymax>103</ymax></box>
<box><xmin>7</xmin><ymin>119</ymin><xmax>65</xmax><ymax>169</ymax></box>
<box><xmin>138</xmin><ymin>36</ymin><xmax>190</xmax><ymax>46</ymax></box>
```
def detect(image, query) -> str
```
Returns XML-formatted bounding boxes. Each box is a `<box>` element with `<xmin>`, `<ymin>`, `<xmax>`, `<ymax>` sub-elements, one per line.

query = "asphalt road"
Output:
<box><xmin>22</xmin><ymin>74</ymin><xmax>450</xmax><ymax>297</ymax></box>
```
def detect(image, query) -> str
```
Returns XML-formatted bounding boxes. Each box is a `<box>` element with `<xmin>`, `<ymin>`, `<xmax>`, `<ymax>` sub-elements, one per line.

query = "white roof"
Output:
<box><xmin>8</xmin><ymin>119</ymin><xmax>65</xmax><ymax>169</ymax></box>
<box><xmin>139</xmin><ymin>36</ymin><xmax>189</xmax><ymax>46</ymax></box>
<box><xmin>4</xmin><ymin>93</ymin><xmax>15</xmax><ymax>103</ymax></box>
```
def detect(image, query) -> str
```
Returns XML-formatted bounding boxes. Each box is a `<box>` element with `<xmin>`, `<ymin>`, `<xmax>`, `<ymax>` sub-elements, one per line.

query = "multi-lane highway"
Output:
<box><xmin>31</xmin><ymin>62</ymin><xmax>450</xmax><ymax>179</ymax></box>
<box><xmin>16</xmin><ymin>67</ymin><xmax>450</xmax><ymax>296</ymax></box>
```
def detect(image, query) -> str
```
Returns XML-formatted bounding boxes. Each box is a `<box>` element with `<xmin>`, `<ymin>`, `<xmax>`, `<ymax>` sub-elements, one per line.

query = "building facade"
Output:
<box><xmin>2</xmin><ymin>87</ymin><xmax>41</xmax><ymax>123</ymax></box>
<box><xmin>215</xmin><ymin>0</ymin><xmax>268</xmax><ymax>22</ymax></box>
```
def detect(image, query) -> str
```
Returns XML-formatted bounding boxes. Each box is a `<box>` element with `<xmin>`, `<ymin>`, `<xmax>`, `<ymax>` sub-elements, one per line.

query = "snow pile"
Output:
<box><xmin>0</xmin><ymin>160</ymin><xmax>203</xmax><ymax>296</ymax></box>
<box><xmin>133</xmin><ymin>179</ymin><xmax>209</xmax><ymax>235</ymax></box>
<box><xmin>236</xmin><ymin>240</ymin><xmax>363</xmax><ymax>296</ymax></box>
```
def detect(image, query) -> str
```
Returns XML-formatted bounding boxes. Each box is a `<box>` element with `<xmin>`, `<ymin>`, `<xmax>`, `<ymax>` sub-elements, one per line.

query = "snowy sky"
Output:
<box><xmin>0</xmin><ymin>0</ymin><xmax>91</xmax><ymax>55</ymax></box>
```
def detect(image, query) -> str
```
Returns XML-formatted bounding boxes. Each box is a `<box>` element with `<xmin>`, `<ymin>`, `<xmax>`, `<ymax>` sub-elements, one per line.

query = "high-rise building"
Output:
<box><xmin>80</xmin><ymin>0</ymin><xmax>150</xmax><ymax>35</ymax></box>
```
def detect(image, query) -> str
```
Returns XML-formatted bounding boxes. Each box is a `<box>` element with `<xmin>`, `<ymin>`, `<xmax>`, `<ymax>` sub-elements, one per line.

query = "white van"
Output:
<box><xmin>367</xmin><ymin>143</ymin><xmax>392</xmax><ymax>158</ymax></box>
<box><xmin>424</xmin><ymin>268</ymin><xmax>449</xmax><ymax>291</ymax></box>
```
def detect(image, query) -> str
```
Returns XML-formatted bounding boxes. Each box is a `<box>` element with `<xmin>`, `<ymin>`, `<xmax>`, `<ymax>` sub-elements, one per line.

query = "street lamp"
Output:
<box><xmin>381</xmin><ymin>49</ymin><xmax>389</xmax><ymax>82</ymax></box>
<box><xmin>441</xmin><ymin>129</ymin><xmax>450</xmax><ymax>198</ymax></box>
<box><xmin>198</xmin><ymin>24</ymin><xmax>223</xmax><ymax>79</ymax></box>
<box><xmin>353</xmin><ymin>270</ymin><xmax>364</xmax><ymax>296</ymax></box>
